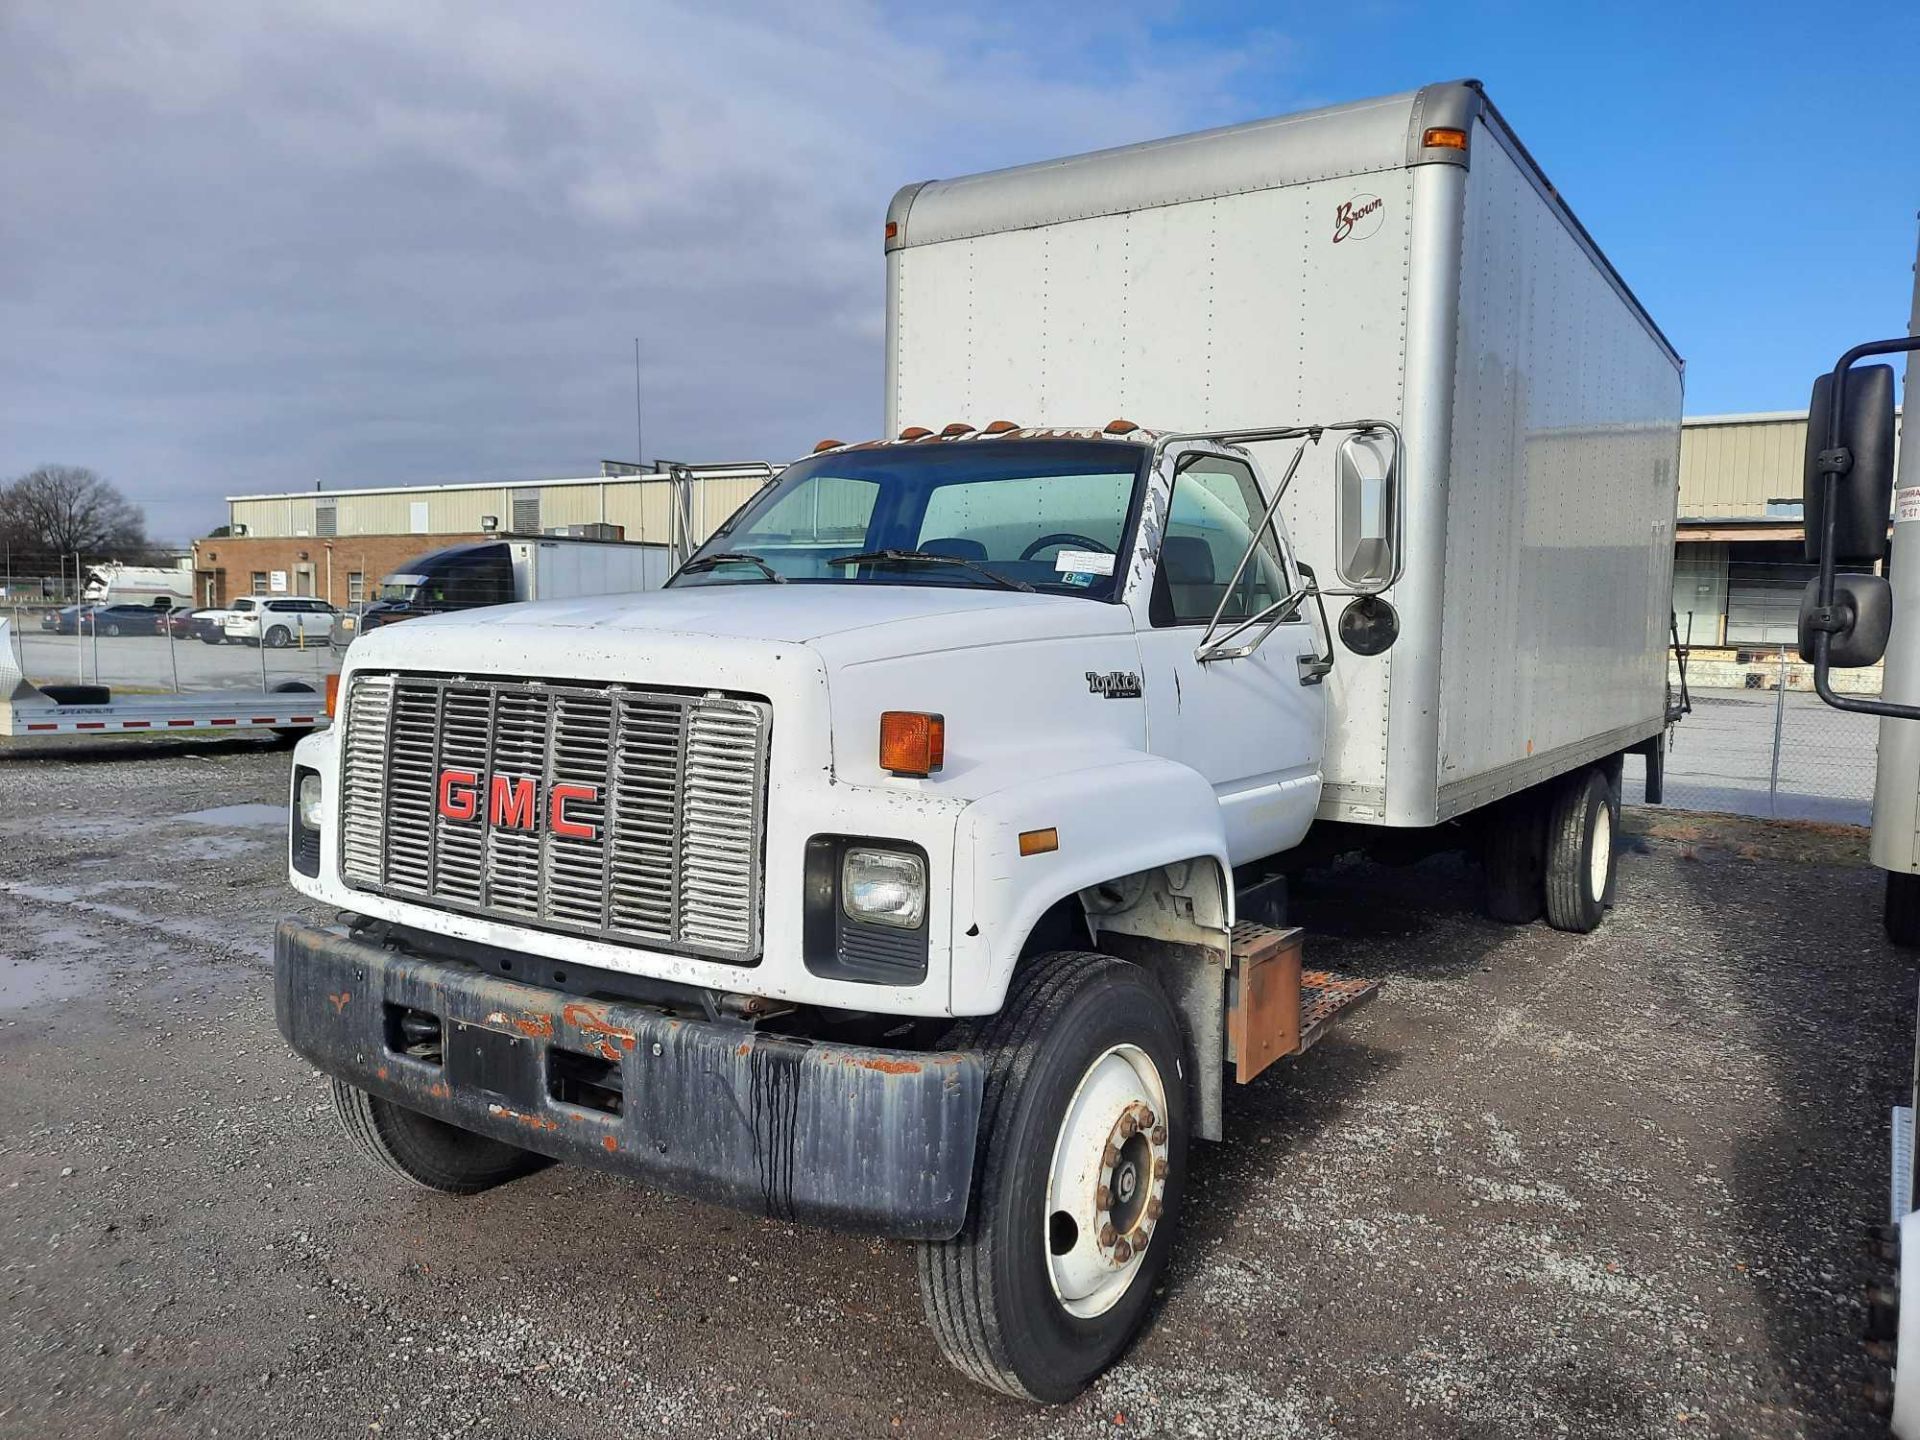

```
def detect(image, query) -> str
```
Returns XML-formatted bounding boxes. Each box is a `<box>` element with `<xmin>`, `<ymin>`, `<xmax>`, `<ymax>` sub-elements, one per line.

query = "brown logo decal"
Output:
<box><xmin>1333</xmin><ymin>194</ymin><xmax>1384</xmax><ymax>244</ymax></box>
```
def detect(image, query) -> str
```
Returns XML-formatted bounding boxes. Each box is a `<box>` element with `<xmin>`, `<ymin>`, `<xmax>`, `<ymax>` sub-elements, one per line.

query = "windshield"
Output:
<box><xmin>377</xmin><ymin>582</ymin><xmax>420</xmax><ymax>604</ymax></box>
<box><xmin>669</xmin><ymin>439</ymin><xmax>1148</xmax><ymax>599</ymax></box>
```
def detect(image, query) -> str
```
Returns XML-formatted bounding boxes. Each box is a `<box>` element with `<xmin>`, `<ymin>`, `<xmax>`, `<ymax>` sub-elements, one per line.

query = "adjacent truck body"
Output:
<box><xmin>332</xmin><ymin>537</ymin><xmax>678</xmax><ymax>646</ymax></box>
<box><xmin>275</xmin><ymin>80</ymin><xmax>1683</xmax><ymax>1400</ymax></box>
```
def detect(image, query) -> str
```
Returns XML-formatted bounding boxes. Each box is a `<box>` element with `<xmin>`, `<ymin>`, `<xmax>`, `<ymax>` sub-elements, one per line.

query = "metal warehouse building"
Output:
<box><xmin>1674</xmin><ymin>410</ymin><xmax>1902</xmax><ymax>656</ymax></box>
<box><xmin>190</xmin><ymin>464</ymin><xmax>773</xmax><ymax>609</ymax></box>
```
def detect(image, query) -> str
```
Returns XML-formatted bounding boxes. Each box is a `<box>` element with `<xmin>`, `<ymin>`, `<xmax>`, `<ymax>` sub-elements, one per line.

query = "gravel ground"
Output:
<box><xmin>0</xmin><ymin>735</ymin><xmax>1913</xmax><ymax>1439</ymax></box>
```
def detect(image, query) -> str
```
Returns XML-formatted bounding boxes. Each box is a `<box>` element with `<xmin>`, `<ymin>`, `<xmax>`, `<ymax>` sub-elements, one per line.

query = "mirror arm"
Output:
<box><xmin>1194</xmin><ymin>588</ymin><xmax>1310</xmax><ymax>663</ymax></box>
<box><xmin>1808</xmin><ymin>334</ymin><xmax>1920</xmax><ymax>721</ymax></box>
<box><xmin>1193</xmin><ymin>439</ymin><xmax>1313</xmax><ymax>661</ymax></box>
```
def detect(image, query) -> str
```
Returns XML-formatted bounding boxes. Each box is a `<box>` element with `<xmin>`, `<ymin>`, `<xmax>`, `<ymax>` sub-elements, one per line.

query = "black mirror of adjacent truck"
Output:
<box><xmin>1335</xmin><ymin>431</ymin><xmax>1399</xmax><ymax>592</ymax></box>
<box><xmin>1799</xmin><ymin>572</ymin><xmax>1893</xmax><ymax>669</ymax></box>
<box><xmin>1803</xmin><ymin>363</ymin><xmax>1896</xmax><ymax>564</ymax></box>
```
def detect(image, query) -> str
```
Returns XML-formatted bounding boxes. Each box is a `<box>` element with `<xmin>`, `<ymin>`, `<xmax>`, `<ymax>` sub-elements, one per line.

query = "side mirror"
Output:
<box><xmin>1799</xmin><ymin>572</ymin><xmax>1892</xmax><ymax>668</ymax></box>
<box><xmin>1804</xmin><ymin>364</ymin><xmax>1896</xmax><ymax>563</ymax></box>
<box><xmin>1335</xmin><ymin>431</ymin><xmax>1398</xmax><ymax>592</ymax></box>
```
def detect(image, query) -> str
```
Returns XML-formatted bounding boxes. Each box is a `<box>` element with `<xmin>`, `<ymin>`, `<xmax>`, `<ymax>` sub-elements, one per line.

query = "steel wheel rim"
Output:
<box><xmin>1589</xmin><ymin>801</ymin><xmax>1611</xmax><ymax>902</ymax></box>
<box><xmin>1043</xmin><ymin>1042</ymin><xmax>1170</xmax><ymax>1319</ymax></box>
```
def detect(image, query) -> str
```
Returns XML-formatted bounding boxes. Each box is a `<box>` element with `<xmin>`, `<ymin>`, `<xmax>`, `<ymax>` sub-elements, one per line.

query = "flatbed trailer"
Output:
<box><xmin>0</xmin><ymin>619</ymin><xmax>328</xmax><ymax>738</ymax></box>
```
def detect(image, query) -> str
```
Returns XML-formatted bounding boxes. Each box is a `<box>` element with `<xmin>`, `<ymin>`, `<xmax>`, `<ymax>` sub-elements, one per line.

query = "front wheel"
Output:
<box><xmin>105</xmin><ymin>623</ymin><xmax>122</xmax><ymax>637</ymax></box>
<box><xmin>916</xmin><ymin>951</ymin><xmax>1188</xmax><ymax>1403</ymax></box>
<box><xmin>264</xmin><ymin>624</ymin><xmax>291</xmax><ymax>648</ymax></box>
<box><xmin>331</xmin><ymin>1082</ymin><xmax>549</xmax><ymax>1195</ymax></box>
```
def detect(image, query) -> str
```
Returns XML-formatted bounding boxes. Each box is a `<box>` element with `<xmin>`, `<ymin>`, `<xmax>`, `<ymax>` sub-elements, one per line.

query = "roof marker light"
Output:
<box><xmin>812</xmin><ymin>438</ymin><xmax>844</xmax><ymax>453</ymax></box>
<box><xmin>898</xmin><ymin>426</ymin><xmax>934</xmax><ymax>441</ymax></box>
<box><xmin>982</xmin><ymin>419</ymin><xmax>1020</xmax><ymax>435</ymax></box>
<box><xmin>1104</xmin><ymin>418</ymin><xmax>1141</xmax><ymax>435</ymax></box>
<box><xmin>940</xmin><ymin>423</ymin><xmax>975</xmax><ymax>438</ymax></box>
<box><xmin>1423</xmin><ymin>126</ymin><xmax>1468</xmax><ymax>151</ymax></box>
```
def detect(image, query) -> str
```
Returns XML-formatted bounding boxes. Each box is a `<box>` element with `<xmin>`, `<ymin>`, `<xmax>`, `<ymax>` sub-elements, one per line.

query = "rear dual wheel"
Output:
<box><xmin>917</xmin><ymin>951</ymin><xmax>1187</xmax><ymax>1402</ymax></box>
<box><xmin>1482</xmin><ymin>767</ymin><xmax>1617</xmax><ymax>934</ymax></box>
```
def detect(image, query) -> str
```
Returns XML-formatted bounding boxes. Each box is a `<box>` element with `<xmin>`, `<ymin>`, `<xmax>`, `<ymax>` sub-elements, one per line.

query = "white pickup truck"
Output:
<box><xmin>273</xmin><ymin>80</ymin><xmax>1683</xmax><ymax>1400</ymax></box>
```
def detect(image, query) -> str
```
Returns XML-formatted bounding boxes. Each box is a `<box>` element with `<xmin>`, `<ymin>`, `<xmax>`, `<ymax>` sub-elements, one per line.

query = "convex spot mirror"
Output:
<box><xmin>1804</xmin><ymin>364</ymin><xmax>1895</xmax><ymax>564</ymax></box>
<box><xmin>1335</xmin><ymin>431</ymin><xmax>1398</xmax><ymax>592</ymax></box>
<box><xmin>1798</xmin><ymin>573</ymin><xmax>1892</xmax><ymax>669</ymax></box>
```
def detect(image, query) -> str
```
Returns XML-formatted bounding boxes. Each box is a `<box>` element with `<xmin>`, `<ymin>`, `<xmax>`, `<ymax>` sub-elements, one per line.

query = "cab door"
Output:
<box><xmin>1131</xmin><ymin>450</ymin><xmax>1327</xmax><ymax>866</ymax></box>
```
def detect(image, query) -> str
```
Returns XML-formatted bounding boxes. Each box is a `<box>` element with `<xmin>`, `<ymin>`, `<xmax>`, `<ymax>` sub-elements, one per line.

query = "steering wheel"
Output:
<box><xmin>1019</xmin><ymin>532</ymin><xmax>1113</xmax><ymax>562</ymax></box>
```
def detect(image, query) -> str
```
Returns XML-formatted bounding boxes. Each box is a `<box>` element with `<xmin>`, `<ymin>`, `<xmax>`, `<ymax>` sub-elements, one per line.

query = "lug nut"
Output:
<box><xmin>1139</xmin><ymin>1108</ymin><xmax>1156</xmax><ymax>1130</ymax></box>
<box><xmin>1153</xmin><ymin>1157</ymin><xmax>1169</xmax><ymax>1180</ymax></box>
<box><xmin>1151</xmin><ymin>1125</ymin><xmax>1167</xmax><ymax>1146</ymax></box>
<box><xmin>1112</xmin><ymin>1239</ymin><xmax>1133</xmax><ymax>1263</ymax></box>
<box><xmin>1102</xmin><ymin>1143</ymin><xmax>1120</xmax><ymax>1168</ymax></box>
<box><xmin>1099</xmin><ymin>1223</ymin><xmax>1117</xmax><ymax>1247</ymax></box>
<box><xmin>1096</xmin><ymin>1186</ymin><xmax>1111</xmax><ymax>1210</ymax></box>
<box><xmin>1146</xmin><ymin>1197</ymin><xmax>1162</xmax><ymax>1221</ymax></box>
<box><xmin>1119</xmin><ymin>1114</ymin><xmax>1138</xmax><ymax>1140</ymax></box>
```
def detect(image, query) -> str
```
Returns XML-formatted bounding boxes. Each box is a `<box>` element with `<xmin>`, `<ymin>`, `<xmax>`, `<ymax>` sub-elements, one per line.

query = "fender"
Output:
<box><xmin>948</xmin><ymin>749</ymin><xmax>1231</xmax><ymax>1016</ymax></box>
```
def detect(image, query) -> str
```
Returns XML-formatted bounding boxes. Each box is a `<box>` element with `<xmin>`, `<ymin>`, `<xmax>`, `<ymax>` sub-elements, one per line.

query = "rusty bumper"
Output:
<box><xmin>274</xmin><ymin>921</ymin><xmax>983</xmax><ymax>1239</ymax></box>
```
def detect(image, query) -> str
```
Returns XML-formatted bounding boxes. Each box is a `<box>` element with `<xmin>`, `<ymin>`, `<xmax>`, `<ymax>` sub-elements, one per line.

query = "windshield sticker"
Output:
<box><xmin>1054</xmin><ymin>550</ymin><xmax>1115</xmax><ymax>577</ymax></box>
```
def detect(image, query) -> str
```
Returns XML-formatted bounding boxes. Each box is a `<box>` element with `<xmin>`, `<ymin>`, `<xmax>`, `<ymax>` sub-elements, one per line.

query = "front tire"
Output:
<box><xmin>1886</xmin><ymin>872</ymin><xmax>1920</xmax><ymax>948</ymax></box>
<box><xmin>916</xmin><ymin>951</ymin><xmax>1188</xmax><ymax>1403</ymax></box>
<box><xmin>264</xmin><ymin>624</ymin><xmax>291</xmax><ymax>649</ymax></box>
<box><xmin>1545</xmin><ymin>769</ymin><xmax>1616</xmax><ymax>933</ymax></box>
<box><xmin>331</xmin><ymin>1082</ymin><xmax>549</xmax><ymax>1195</ymax></box>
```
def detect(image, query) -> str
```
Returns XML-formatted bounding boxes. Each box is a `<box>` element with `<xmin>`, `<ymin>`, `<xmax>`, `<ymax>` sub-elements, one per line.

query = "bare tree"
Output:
<box><xmin>0</xmin><ymin>465</ymin><xmax>149</xmax><ymax>565</ymax></box>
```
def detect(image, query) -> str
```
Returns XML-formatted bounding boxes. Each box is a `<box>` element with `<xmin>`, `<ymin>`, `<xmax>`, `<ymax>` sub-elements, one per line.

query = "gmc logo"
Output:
<box><xmin>437</xmin><ymin>769</ymin><xmax>600</xmax><ymax>841</ymax></box>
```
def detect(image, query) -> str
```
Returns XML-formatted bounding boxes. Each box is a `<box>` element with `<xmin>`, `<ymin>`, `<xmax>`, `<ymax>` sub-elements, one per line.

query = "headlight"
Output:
<box><xmin>297</xmin><ymin>772</ymin><xmax>324</xmax><ymax>831</ymax></box>
<box><xmin>841</xmin><ymin>848</ymin><xmax>926</xmax><ymax>929</ymax></box>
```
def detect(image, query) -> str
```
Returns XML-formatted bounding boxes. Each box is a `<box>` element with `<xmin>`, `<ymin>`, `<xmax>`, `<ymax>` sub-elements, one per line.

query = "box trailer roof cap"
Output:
<box><xmin>887</xmin><ymin>78</ymin><xmax>1679</xmax><ymax>370</ymax></box>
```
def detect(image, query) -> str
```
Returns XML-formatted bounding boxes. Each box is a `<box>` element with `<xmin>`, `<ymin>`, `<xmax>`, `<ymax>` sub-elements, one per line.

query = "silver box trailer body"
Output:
<box><xmin>885</xmin><ymin>79</ymin><xmax>1684</xmax><ymax>827</ymax></box>
<box><xmin>507</xmin><ymin>537</ymin><xmax>673</xmax><ymax>600</ymax></box>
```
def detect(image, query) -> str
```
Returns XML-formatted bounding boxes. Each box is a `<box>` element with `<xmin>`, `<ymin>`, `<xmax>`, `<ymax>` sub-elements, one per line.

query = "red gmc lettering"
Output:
<box><xmin>489</xmin><ymin>775</ymin><xmax>538</xmax><ymax>830</ymax></box>
<box><xmin>549</xmin><ymin>783</ymin><xmax>599</xmax><ymax>840</ymax></box>
<box><xmin>437</xmin><ymin>768</ymin><xmax>479</xmax><ymax>821</ymax></box>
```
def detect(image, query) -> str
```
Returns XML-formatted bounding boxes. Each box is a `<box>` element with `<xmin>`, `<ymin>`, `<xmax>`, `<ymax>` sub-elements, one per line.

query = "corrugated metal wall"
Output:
<box><xmin>229</xmin><ymin>475</ymin><xmax>769</xmax><ymax>543</ymax></box>
<box><xmin>1678</xmin><ymin>410</ymin><xmax>1904</xmax><ymax>520</ymax></box>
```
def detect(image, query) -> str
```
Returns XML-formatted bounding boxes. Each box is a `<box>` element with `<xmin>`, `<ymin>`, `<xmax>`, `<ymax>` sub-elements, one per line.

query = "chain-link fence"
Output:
<box><xmin>5</xmin><ymin>599</ymin><xmax>341</xmax><ymax>700</ymax></box>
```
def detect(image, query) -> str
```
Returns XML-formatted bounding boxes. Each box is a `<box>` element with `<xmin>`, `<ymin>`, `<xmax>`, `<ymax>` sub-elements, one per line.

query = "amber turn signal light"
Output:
<box><xmin>1018</xmin><ymin>827</ymin><xmax>1058</xmax><ymax>857</ymax></box>
<box><xmin>324</xmin><ymin>673</ymin><xmax>341</xmax><ymax>718</ymax></box>
<box><xmin>1422</xmin><ymin>126</ymin><xmax>1468</xmax><ymax>151</ymax></box>
<box><xmin>880</xmin><ymin>711</ymin><xmax>945</xmax><ymax>777</ymax></box>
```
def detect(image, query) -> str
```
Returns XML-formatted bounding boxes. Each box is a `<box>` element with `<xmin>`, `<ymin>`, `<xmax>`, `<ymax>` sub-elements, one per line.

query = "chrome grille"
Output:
<box><xmin>339</xmin><ymin>673</ymin><xmax>771</xmax><ymax>963</ymax></box>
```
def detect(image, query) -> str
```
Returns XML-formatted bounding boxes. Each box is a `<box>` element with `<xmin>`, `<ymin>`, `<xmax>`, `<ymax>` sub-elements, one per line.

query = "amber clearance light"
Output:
<box><xmin>880</xmin><ymin>711</ymin><xmax>945</xmax><ymax>777</ymax></box>
<box><xmin>1422</xmin><ymin>126</ymin><xmax>1468</xmax><ymax>151</ymax></box>
<box><xmin>324</xmin><ymin>673</ymin><xmax>341</xmax><ymax>719</ymax></box>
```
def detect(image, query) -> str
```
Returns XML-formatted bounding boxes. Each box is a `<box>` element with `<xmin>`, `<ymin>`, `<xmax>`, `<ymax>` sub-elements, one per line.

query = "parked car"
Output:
<box><xmin>82</xmin><ymin>603</ymin><xmax>171</xmax><ymax>637</ymax></box>
<box><xmin>223</xmin><ymin>596</ymin><xmax>338</xmax><ymax>648</ymax></box>
<box><xmin>167</xmin><ymin>606</ymin><xmax>229</xmax><ymax>643</ymax></box>
<box><xmin>39</xmin><ymin>605</ymin><xmax>90</xmax><ymax>634</ymax></box>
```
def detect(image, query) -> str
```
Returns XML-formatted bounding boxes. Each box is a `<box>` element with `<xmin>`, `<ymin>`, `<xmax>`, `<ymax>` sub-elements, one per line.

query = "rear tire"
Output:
<box><xmin>105</xmin><ymin>623</ymin><xmax>122</xmax><ymax>637</ymax></box>
<box><xmin>331</xmin><ymin>1082</ymin><xmax>549</xmax><ymax>1195</ymax></box>
<box><xmin>1886</xmin><ymin>872</ymin><xmax>1920</xmax><ymax>949</ymax></box>
<box><xmin>1482</xmin><ymin>790</ymin><xmax>1547</xmax><ymax>924</ymax></box>
<box><xmin>915</xmin><ymin>951</ymin><xmax>1188</xmax><ymax>1403</ymax></box>
<box><xmin>1544</xmin><ymin>769</ymin><xmax>1615</xmax><ymax>934</ymax></box>
<box><xmin>264</xmin><ymin>625</ymin><xmax>291</xmax><ymax>649</ymax></box>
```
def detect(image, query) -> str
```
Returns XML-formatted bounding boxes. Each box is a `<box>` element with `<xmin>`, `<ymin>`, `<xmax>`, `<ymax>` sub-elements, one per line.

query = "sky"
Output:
<box><xmin>2</xmin><ymin>0</ymin><xmax>1916</xmax><ymax>543</ymax></box>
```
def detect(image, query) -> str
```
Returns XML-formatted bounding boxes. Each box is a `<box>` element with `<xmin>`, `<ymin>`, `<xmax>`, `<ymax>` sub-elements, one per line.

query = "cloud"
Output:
<box><xmin>0</xmin><ymin>0</ymin><xmax>1295</xmax><ymax>541</ymax></box>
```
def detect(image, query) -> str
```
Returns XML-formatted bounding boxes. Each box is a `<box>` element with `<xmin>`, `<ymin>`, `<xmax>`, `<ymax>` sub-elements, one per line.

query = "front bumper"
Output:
<box><xmin>274</xmin><ymin>921</ymin><xmax>984</xmax><ymax>1239</ymax></box>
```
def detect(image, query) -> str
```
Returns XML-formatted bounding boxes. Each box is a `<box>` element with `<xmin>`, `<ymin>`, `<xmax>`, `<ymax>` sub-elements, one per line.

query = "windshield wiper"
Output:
<box><xmin>676</xmin><ymin>551</ymin><xmax>786</xmax><ymax>583</ymax></box>
<box><xmin>825</xmin><ymin>549</ymin><xmax>1034</xmax><ymax>592</ymax></box>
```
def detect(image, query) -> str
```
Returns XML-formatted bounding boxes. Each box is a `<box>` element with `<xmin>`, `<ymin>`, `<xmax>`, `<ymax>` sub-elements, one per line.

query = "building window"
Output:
<box><xmin>512</xmin><ymin>488</ymin><xmax>541</xmax><ymax>534</ymax></box>
<box><xmin>409</xmin><ymin>500</ymin><xmax>430</xmax><ymax>534</ymax></box>
<box><xmin>316</xmin><ymin>502</ymin><xmax>338</xmax><ymax>538</ymax></box>
<box><xmin>347</xmin><ymin>571</ymin><xmax>364</xmax><ymax>604</ymax></box>
<box><xmin>1764</xmin><ymin>498</ymin><xmax>1804</xmax><ymax>520</ymax></box>
<box><xmin>251</xmin><ymin>571</ymin><xmax>269</xmax><ymax>594</ymax></box>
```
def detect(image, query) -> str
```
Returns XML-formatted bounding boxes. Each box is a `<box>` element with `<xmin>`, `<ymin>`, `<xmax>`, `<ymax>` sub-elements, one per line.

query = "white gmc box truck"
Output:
<box><xmin>274</xmin><ymin>80</ymin><xmax>1683</xmax><ymax>1401</ymax></box>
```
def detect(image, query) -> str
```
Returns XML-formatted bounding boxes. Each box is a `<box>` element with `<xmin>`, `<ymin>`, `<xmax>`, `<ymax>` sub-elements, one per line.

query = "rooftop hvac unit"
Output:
<box><xmin>544</xmin><ymin>523</ymin><xmax>626</xmax><ymax>541</ymax></box>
